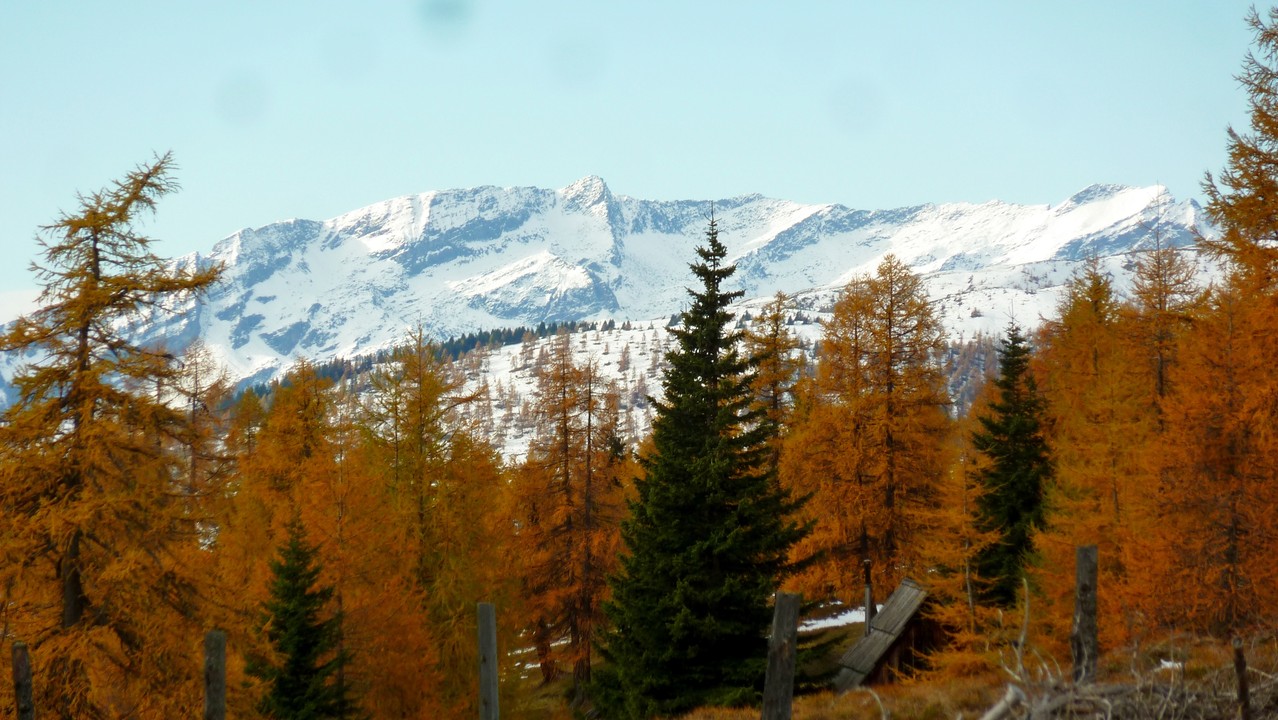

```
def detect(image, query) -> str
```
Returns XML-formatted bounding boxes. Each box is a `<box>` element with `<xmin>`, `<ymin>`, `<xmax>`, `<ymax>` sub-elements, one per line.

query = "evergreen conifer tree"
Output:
<box><xmin>971</xmin><ymin>324</ymin><xmax>1052</xmax><ymax>607</ymax></box>
<box><xmin>250</xmin><ymin>519</ymin><xmax>358</xmax><ymax>720</ymax></box>
<box><xmin>596</xmin><ymin>217</ymin><xmax>808</xmax><ymax>718</ymax></box>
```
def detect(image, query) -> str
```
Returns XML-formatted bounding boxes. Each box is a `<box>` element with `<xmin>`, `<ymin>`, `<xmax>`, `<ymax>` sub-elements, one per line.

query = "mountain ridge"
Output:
<box><xmin>0</xmin><ymin>178</ymin><xmax>1212</xmax><ymax>396</ymax></box>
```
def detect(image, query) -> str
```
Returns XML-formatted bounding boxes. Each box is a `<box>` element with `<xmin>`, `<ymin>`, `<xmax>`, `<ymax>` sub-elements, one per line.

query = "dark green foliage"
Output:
<box><xmin>971</xmin><ymin>324</ymin><xmax>1053</xmax><ymax>607</ymax></box>
<box><xmin>596</xmin><ymin>218</ymin><xmax>809</xmax><ymax>718</ymax></box>
<box><xmin>238</xmin><ymin>321</ymin><xmax>620</xmax><ymax>401</ymax></box>
<box><xmin>249</xmin><ymin>520</ymin><xmax>358</xmax><ymax>720</ymax></box>
<box><xmin>436</xmin><ymin>320</ymin><xmax>603</xmax><ymax>359</ymax></box>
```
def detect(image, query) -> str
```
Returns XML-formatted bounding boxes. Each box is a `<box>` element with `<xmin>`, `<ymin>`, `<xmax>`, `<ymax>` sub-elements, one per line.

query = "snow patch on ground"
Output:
<box><xmin>799</xmin><ymin>603</ymin><xmax>882</xmax><ymax>632</ymax></box>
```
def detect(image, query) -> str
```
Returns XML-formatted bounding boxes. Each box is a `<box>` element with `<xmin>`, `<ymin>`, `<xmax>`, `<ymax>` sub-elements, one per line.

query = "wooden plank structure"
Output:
<box><xmin>478</xmin><ymin>602</ymin><xmax>500</xmax><ymax>720</ymax></box>
<box><xmin>832</xmin><ymin>578</ymin><xmax>934</xmax><ymax>691</ymax></box>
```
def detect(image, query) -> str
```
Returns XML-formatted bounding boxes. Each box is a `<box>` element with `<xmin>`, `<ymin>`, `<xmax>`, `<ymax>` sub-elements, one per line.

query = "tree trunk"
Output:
<box><xmin>61</xmin><ymin>529</ymin><xmax>85</xmax><ymax>628</ymax></box>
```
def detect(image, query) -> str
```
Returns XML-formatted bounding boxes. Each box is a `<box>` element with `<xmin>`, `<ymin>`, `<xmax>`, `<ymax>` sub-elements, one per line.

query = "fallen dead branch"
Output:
<box><xmin>975</xmin><ymin>676</ymin><xmax>1278</xmax><ymax>719</ymax></box>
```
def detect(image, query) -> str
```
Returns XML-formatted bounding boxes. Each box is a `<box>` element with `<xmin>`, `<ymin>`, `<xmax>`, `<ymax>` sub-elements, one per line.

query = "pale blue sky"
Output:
<box><xmin>0</xmin><ymin>2</ymin><xmax>1262</xmax><ymax>312</ymax></box>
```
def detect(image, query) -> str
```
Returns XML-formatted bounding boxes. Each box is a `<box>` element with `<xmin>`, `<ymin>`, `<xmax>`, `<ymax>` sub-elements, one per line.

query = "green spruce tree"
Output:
<box><xmin>971</xmin><ymin>324</ymin><xmax>1053</xmax><ymax>607</ymax></box>
<box><xmin>249</xmin><ymin>519</ymin><xmax>358</xmax><ymax>720</ymax></box>
<box><xmin>596</xmin><ymin>217</ymin><xmax>808</xmax><ymax>718</ymax></box>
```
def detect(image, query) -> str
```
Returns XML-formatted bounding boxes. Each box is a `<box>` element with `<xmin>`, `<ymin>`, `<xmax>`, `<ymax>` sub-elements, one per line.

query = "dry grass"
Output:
<box><xmin>673</xmin><ymin>634</ymin><xmax>1278</xmax><ymax>719</ymax></box>
<box><xmin>502</xmin><ymin>634</ymin><xmax>1278</xmax><ymax>718</ymax></box>
<box><xmin>674</xmin><ymin>674</ymin><xmax>1003</xmax><ymax>720</ymax></box>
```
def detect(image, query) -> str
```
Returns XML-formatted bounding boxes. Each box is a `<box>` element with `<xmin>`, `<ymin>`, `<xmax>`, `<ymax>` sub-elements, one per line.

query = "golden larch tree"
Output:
<box><xmin>0</xmin><ymin>154</ymin><xmax>221</xmax><ymax>717</ymax></box>
<box><xmin>1146</xmin><ymin>4</ymin><xmax>1278</xmax><ymax>628</ymax></box>
<box><xmin>1150</xmin><ymin>286</ymin><xmax>1278</xmax><ymax>633</ymax></box>
<box><xmin>1127</xmin><ymin>202</ymin><xmax>1203</xmax><ymax>403</ymax></box>
<box><xmin>1031</xmin><ymin>260</ymin><xmax>1157</xmax><ymax>651</ymax></box>
<box><xmin>782</xmin><ymin>255</ymin><xmax>951</xmax><ymax>599</ymax></box>
<box><xmin>1148</xmin><ymin>6</ymin><xmax>1278</xmax><ymax>636</ymax></box>
<box><xmin>743</xmin><ymin>292</ymin><xmax>806</xmax><ymax>471</ymax></box>
<box><xmin>1115</xmin><ymin>239</ymin><xmax>1203</xmax><ymax>632</ymax></box>
<box><xmin>916</xmin><ymin>409</ymin><xmax>1001</xmax><ymax>678</ymax></box>
<box><xmin>210</xmin><ymin>362</ymin><xmax>346</xmax><ymax>714</ymax></box>
<box><xmin>358</xmin><ymin>330</ymin><xmax>517</xmax><ymax>717</ymax></box>
<box><xmin>513</xmin><ymin>332</ymin><xmax>630</xmax><ymax>697</ymax></box>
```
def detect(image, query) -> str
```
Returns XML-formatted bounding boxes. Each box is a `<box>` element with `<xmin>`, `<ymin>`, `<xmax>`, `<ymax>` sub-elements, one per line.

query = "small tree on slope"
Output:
<box><xmin>971</xmin><ymin>324</ymin><xmax>1052</xmax><ymax>607</ymax></box>
<box><xmin>249</xmin><ymin>519</ymin><xmax>358</xmax><ymax>719</ymax></box>
<box><xmin>596</xmin><ymin>217</ymin><xmax>809</xmax><ymax>718</ymax></box>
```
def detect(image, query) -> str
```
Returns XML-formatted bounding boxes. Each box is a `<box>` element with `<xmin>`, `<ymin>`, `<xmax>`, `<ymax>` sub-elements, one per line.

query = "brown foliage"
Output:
<box><xmin>0</xmin><ymin>154</ymin><xmax>223</xmax><ymax>717</ymax></box>
<box><xmin>1147</xmin><ymin>287</ymin><xmax>1278</xmax><ymax>635</ymax></box>
<box><xmin>512</xmin><ymin>332</ymin><xmax>632</xmax><ymax>695</ymax></box>
<box><xmin>357</xmin><ymin>330</ymin><xmax>519</xmax><ymax>716</ymax></box>
<box><xmin>781</xmin><ymin>256</ymin><xmax>952</xmax><ymax>601</ymax></box>
<box><xmin>1030</xmin><ymin>261</ymin><xmax>1161</xmax><ymax>652</ymax></box>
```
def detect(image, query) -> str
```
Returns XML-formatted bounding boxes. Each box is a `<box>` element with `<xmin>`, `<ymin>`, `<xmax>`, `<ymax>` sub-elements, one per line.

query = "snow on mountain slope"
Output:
<box><xmin>0</xmin><ymin>178</ymin><xmax>1212</xmax><ymax>399</ymax></box>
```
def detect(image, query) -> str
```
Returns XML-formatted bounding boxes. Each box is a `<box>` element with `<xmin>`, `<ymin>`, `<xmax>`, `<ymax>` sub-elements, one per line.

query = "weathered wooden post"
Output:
<box><xmin>1070</xmin><ymin>545</ymin><xmax>1098</xmax><ymax>684</ymax></box>
<box><xmin>1234</xmin><ymin>637</ymin><xmax>1251</xmax><ymax>720</ymax></box>
<box><xmin>11</xmin><ymin>641</ymin><xmax>34</xmax><ymax>720</ymax></box>
<box><xmin>478</xmin><ymin>602</ymin><xmax>499</xmax><ymax>720</ymax></box>
<box><xmin>204</xmin><ymin>629</ymin><xmax>227</xmax><ymax>720</ymax></box>
<box><xmin>862</xmin><ymin>558</ymin><xmax>875</xmax><ymax>635</ymax></box>
<box><xmin>761</xmin><ymin>592</ymin><xmax>802</xmax><ymax>720</ymax></box>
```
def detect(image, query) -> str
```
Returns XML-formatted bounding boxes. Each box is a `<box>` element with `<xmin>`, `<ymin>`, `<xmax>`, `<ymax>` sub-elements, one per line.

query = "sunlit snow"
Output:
<box><xmin>0</xmin><ymin>177</ymin><xmax>1215</xmax><ymax>417</ymax></box>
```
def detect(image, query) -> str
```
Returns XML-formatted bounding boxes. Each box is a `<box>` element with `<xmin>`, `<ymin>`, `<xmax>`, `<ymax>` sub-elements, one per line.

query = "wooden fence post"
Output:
<box><xmin>11</xmin><ymin>641</ymin><xmax>33</xmax><ymax>720</ymax></box>
<box><xmin>204</xmin><ymin>629</ymin><xmax>227</xmax><ymax>720</ymax></box>
<box><xmin>761</xmin><ymin>592</ymin><xmax>801</xmax><ymax>720</ymax></box>
<box><xmin>1234</xmin><ymin>637</ymin><xmax>1251</xmax><ymax>720</ymax></box>
<box><xmin>478</xmin><ymin>602</ymin><xmax>499</xmax><ymax>720</ymax></box>
<box><xmin>862</xmin><ymin>558</ymin><xmax>875</xmax><ymax>634</ymax></box>
<box><xmin>1070</xmin><ymin>545</ymin><xmax>1098</xmax><ymax>684</ymax></box>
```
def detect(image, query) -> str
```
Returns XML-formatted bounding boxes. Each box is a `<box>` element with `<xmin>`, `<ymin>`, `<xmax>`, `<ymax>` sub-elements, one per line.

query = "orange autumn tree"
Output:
<box><xmin>513</xmin><ymin>331</ymin><xmax>631</xmax><ymax>698</ymax></box>
<box><xmin>1144</xmin><ymin>6</ymin><xmax>1278</xmax><ymax>635</ymax></box>
<box><xmin>1127</xmin><ymin>194</ymin><xmax>1204</xmax><ymax>403</ymax></box>
<box><xmin>211</xmin><ymin>363</ymin><xmax>353</xmax><ymax>715</ymax></box>
<box><xmin>214</xmin><ymin>361</ymin><xmax>461</xmax><ymax>717</ymax></box>
<box><xmin>168</xmin><ymin>341</ymin><xmax>237</xmax><ymax>516</ymax></box>
<box><xmin>1200</xmin><ymin>6</ymin><xmax>1278</xmax><ymax>293</ymax></box>
<box><xmin>216</xmin><ymin>363</ymin><xmax>335</xmax><ymax>604</ymax></box>
<box><xmin>782</xmin><ymin>255</ymin><xmax>951</xmax><ymax>599</ymax></box>
<box><xmin>1149</xmin><ymin>286</ymin><xmax>1278</xmax><ymax>634</ymax></box>
<box><xmin>300</xmin><ymin>376</ymin><xmax>443</xmax><ymax>718</ymax></box>
<box><xmin>358</xmin><ymin>330</ymin><xmax>515</xmax><ymax>717</ymax></box>
<box><xmin>0</xmin><ymin>154</ymin><xmax>222</xmax><ymax>717</ymax></box>
<box><xmin>916</xmin><ymin>408</ymin><xmax>1000</xmax><ymax>677</ymax></box>
<box><xmin>1031</xmin><ymin>260</ymin><xmax>1157</xmax><ymax>650</ymax></box>
<box><xmin>743</xmin><ymin>292</ymin><xmax>806</xmax><ymax>471</ymax></box>
<box><xmin>1113</xmin><ymin>220</ymin><xmax>1204</xmax><ymax>631</ymax></box>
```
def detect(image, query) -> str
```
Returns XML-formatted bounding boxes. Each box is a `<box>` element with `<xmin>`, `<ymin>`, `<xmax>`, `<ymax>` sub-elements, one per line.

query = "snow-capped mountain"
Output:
<box><xmin>2</xmin><ymin>177</ymin><xmax>1211</xmax><ymax>395</ymax></box>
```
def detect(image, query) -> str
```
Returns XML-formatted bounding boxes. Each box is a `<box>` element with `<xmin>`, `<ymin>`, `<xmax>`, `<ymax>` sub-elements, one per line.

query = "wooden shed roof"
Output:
<box><xmin>832</xmin><ymin>578</ymin><xmax>928</xmax><ymax>691</ymax></box>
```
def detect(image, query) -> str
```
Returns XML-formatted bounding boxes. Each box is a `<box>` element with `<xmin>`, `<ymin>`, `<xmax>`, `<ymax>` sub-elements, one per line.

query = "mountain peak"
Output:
<box><xmin>560</xmin><ymin>175</ymin><xmax>613</xmax><ymax>210</ymax></box>
<box><xmin>1061</xmin><ymin>183</ymin><xmax>1135</xmax><ymax>207</ymax></box>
